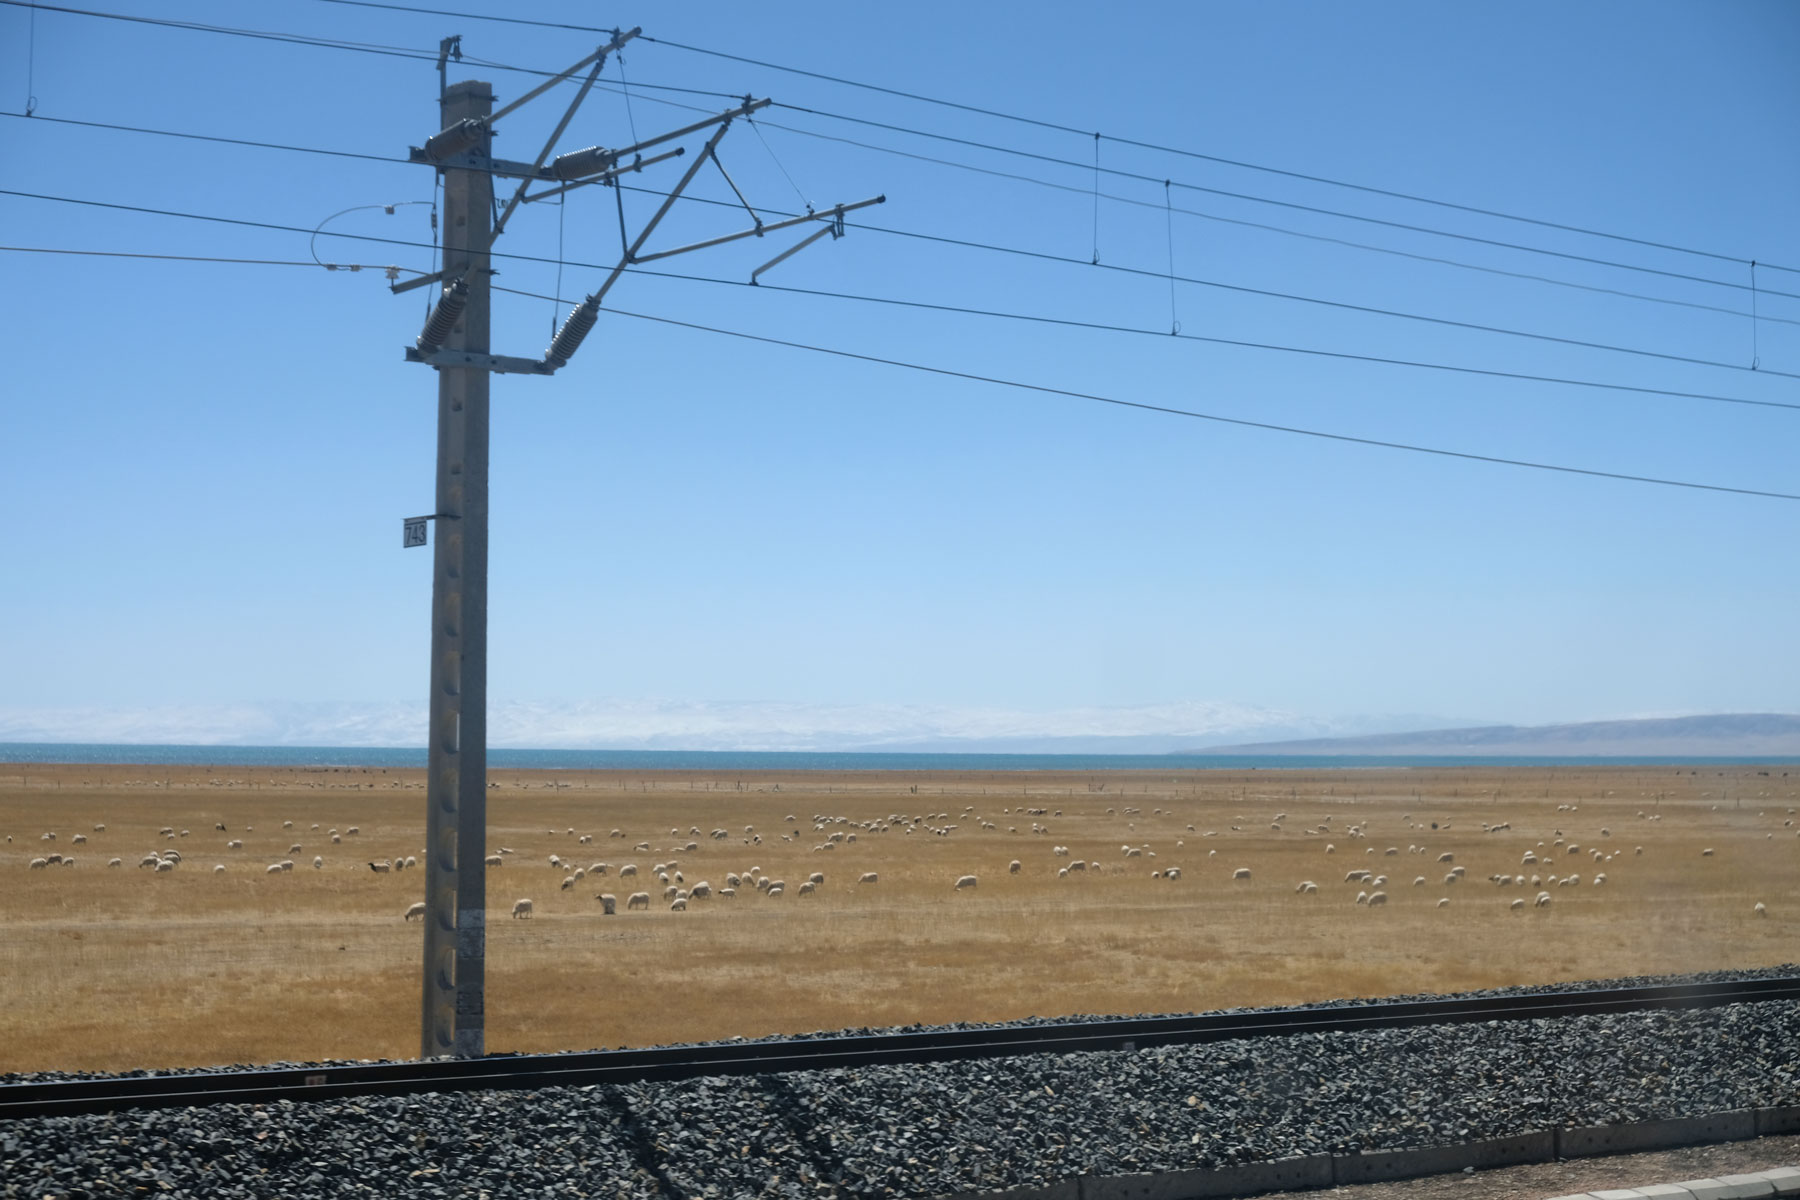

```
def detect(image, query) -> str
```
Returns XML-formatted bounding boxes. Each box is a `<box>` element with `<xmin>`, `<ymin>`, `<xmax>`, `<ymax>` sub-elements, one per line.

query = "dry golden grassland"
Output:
<box><xmin>1</xmin><ymin>763</ymin><xmax>1795</xmax><ymax>1073</ymax></box>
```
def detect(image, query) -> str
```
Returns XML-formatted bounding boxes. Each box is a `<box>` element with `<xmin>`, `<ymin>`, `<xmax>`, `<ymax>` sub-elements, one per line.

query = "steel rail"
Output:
<box><xmin>5</xmin><ymin>976</ymin><xmax>1796</xmax><ymax>1121</ymax></box>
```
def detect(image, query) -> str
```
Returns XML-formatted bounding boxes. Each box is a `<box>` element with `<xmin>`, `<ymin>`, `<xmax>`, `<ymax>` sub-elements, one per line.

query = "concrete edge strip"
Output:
<box><xmin>936</xmin><ymin>1106</ymin><xmax>1800</xmax><ymax>1200</ymax></box>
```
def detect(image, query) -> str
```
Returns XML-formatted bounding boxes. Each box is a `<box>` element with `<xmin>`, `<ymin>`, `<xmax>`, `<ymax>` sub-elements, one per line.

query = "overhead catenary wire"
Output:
<box><xmin>7</xmin><ymin>237</ymin><xmax>1790</xmax><ymax>418</ymax></box>
<box><xmin>0</xmin><ymin>1</ymin><xmax>738</xmax><ymax>97</ymax></box>
<box><xmin>18</xmin><ymin>84</ymin><xmax>1800</xmax><ymax>357</ymax></box>
<box><xmin>488</xmin><ymin>283</ymin><xmax>1800</xmax><ymax>504</ymax></box>
<box><xmin>278</xmin><ymin>0</ymin><xmax>1798</xmax><ymax>282</ymax></box>
<box><xmin>12</xmin><ymin>106</ymin><xmax>1793</xmax><ymax>334</ymax></box>
<box><xmin>766</xmin><ymin>100</ymin><xmax>1800</xmax><ymax>304</ymax></box>
<box><xmin>11</xmin><ymin>1</ymin><xmax>1795</xmax><ymax>309</ymax></box>
<box><xmin>7</xmin><ymin>184</ymin><xmax>1798</xmax><ymax>400</ymax></box>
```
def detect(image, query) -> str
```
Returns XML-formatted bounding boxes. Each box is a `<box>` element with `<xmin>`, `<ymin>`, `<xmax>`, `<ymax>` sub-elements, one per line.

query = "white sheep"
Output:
<box><xmin>1437</xmin><ymin>852</ymin><xmax>1454</xmax><ymax>863</ymax></box>
<box><xmin>598</xmin><ymin>893</ymin><xmax>617</xmax><ymax>914</ymax></box>
<box><xmin>670</xmin><ymin>897</ymin><xmax>688</xmax><ymax>911</ymax></box>
<box><xmin>1436</xmin><ymin>898</ymin><xmax>1449</xmax><ymax>908</ymax></box>
<box><xmin>619</xmin><ymin>864</ymin><xmax>638</xmax><ymax>877</ymax></box>
<box><xmin>808</xmin><ymin>872</ymin><xmax>825</xmax><ymax>886</ymax></box>
<box><xmin>766</xmin><ymin>885</ymin><xmax>784</xmax><ymax>897</ymax></box>
<box><xmin>1534</xmin><ymin>891</ymin><xmax>1552</xmax><ymax>908</ymax></box>
<box><xmin>1367</xmin><ymin>891</ymin><xmax>1389</xmax><ymax>907</ymax></box>
<box><xmin>1510</xmin><ymin>897</ymin><xmax>1526</xmax><ymax>912</ymax></box>
<box><xmin>484</xmin><ymin>854</ymin><xmax>502</xmax><ymax>867</ymax></box>
<box><xmin>1008</xmin><ymin>860</ymin><xmax>1022</xmax><ymax>874</ymax></box>
<box><xmin>562</xmin><ymin>876</ymin><xmax>576</xmax><ymax>891</ymax></box>
<box><xmin>858</xmin><ymin>872</ymin><xmax>878</xmax><ymax>884</ymax></box>
<box><xmin>313</xmin><ymin>856</ymin><xmax>324</xmax><ymax>869</ymax></box>
<box><xmin>28</xmin><ymin>857</ymin><xmax>47</xmax><ymax>869</ymax></box>
<box><xmin>1754</xmin><ymin>902</ymin><xmax>1767</xmax><ymax>917</ymax></box>
<box><xmin>955</xmin><ymin>874</ymin><xmax>978</xmax><ymax>890</ymax></box>
<box><xmin>213</xmin><ymin>864</ymin><xmax>225</xmax><ymax>874</ymax></box>
<box><xmin>797</xmin><ymin>881</ymin><xmax>817</xmax><ymax>896</ymax></box>
<box><xmin>627</xmin><ymin>891</ymin><xmax>650</xmax><ymax>910</ymax></box>
<box><xmin>227</xmin><ymin>839</ymin><xmax>243</xmax><ymax>850</ymax></box>
<box><xmin>1232</xmin><ymin>867</ymin><xmax>1251</xmax><ymax>880</ymax></box>
<box><xmin>265</xmin><ymin>863</ymin><xmax>283</xmax><ymax>874</ymax></box>
<box><xmin>511</xmin><ymin>898</ymin><xmax>534</xmax><ymax>919</ymax></box>
<box><xmin>404</xmin><ymin>902</ymin><xmax>427</xmax><ymax>921</ymax></box>
<box><xmin>107</xmin><ymin>857</ymin><xmax>122</xmax><ymax>868</ymax></box>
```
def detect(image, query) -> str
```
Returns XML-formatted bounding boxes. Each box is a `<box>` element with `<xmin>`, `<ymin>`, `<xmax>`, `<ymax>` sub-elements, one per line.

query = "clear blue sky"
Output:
<box><xmin>3</xmin><ymin>1</ymin><xmax>1797</xmax><ymax>746</ymax></box>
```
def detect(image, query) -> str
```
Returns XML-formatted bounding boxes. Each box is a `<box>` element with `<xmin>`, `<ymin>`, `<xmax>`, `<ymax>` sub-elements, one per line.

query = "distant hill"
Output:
<box><xmin>1193</xmin><ymin>713</ymin><xmax>1800</xmax><ymax>757</ymax></box>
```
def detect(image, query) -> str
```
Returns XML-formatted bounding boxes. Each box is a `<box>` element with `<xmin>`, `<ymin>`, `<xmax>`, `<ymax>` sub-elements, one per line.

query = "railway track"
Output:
<box><xmin>5</xmin><ymin>975</ymin><xmax>1796</xmax><ymax>1121</ymax></box>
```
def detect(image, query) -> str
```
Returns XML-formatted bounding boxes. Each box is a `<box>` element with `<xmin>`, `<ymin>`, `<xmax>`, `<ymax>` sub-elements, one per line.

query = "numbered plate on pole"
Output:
<box><xmin>403</xmin><ymin>517</ymin><xmax>430</xmax><ymax>549</ymax></box>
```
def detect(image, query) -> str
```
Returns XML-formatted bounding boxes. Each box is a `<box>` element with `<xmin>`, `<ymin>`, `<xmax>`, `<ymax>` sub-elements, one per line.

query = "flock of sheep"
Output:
<box><xmin>13</xmin><ymin>790</ymin><xmax>1789</xmax><ymax>929</ymax></box>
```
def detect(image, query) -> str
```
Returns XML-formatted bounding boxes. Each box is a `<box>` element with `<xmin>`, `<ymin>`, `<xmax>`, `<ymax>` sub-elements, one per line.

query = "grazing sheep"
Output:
<box><xmin>72</xmin><ymin>834</ymin><xmax>87</xmax><ymax>845</ymax></box>
<box><xmin>858</xmin><ymin>872</ymin><xmax>878</xmax><ymax>884</ymax></box>
<box><xmin>1356</xmin><ymin>890</ymin><xmax>1368</xmax><ymax>905</ymax></box>
<box><xmin>766</xmin><ymin>885</ymin><xmax>784</xmax><ymax>898</ymax></box>
<box><xmin>591</xmin><ymin>863</ymin><xmax>609</xmax><ymax>876</ymax></box>
<box><xmin>807</xmin><ymin>872</ymin><xmax>825</xmax><ymax>886</ymax></box>
<box><xmin>107</xmin><ymin>857</ymin><xmax>122</xmax><ymax>867</ymax></box>
<box><xmin>627</xmin><ymin>892</ymin><xmax>650</xmax><ymax>910</ymax></box>
<box><xmin>1345</xmin><ymin>870</ymin><xmax>1371</xmax><ymax>882</ymax></box>
<box><xmin>369</xmin><ymin>860</ymin><xmax>391</xmax><ymax>873</ymax></box>
<box><xmin>93</xmin><ymin>824</ymin><xmax>105</xmax><ymax>832</ymax></box>
<box><xmin>1367</xmin><ymin>892</ymin><xmax>1389</xmax><ymax>907</ymax></box>
<box><xmin>28</xmin><ymin>857</ymin><xmax>48</xmax><ymax>869</ymax></box>
<box><xmin>797</xmin><ymin>881</ymin><xmax>817</xmax><ymax>896</ymax></box>
<box><xmin>619</xmin><ymin>864</ymin><xmax>639</xmax><ymax>878</ymax></box>
<box><xmin>670</xmin><ymin>897</ymin><xmax>688</xmax><ymax>911</ymax></box>
<box><xmin>1412</xmin><ymin>876</ymin><xmax>1426</xmax><ymax>887</ymax></box>
<box><xmin>690</xmin><ymin>881</ymin><xmax>712</xmax><ymax>899</ymax></box>
<box><xmin>1534</xmin><ymin>891</ymin><xmax>1552</xmax><ymax>908</ymax></box>
<box><xmin>598</xmin><ymin>894</ymin><xmax>617</xmax><ymax>914</ymax></box>
<box><xmin>1233</xmin><ymin>867</ymin><xmax>1251</xmax><ymax>880</ymax></box>
<box><xmin>288</xmin><ymin>844</ymin><xmax>303</xmax><ymax>855</ymax></box>
<box><xmin>484</xmin><ymin>854</ymin><xmax>503</xmax><ymax>867</ymax></box>
<box><xmin>1008</xmin><ymin>860</ymin><xmax>1022</xmax><ymax>874</ymax></box>
<box><xmin>1510</xmin><ymin>898</ymin><xmax>1526</xmax><ymax>912</ymax></box>
<box><xmin>719</xmin><ymin>888</ymin><xmax>736</xmax><ymax>897</ymax></box>
<box><xmin>347</xmin><ymin>827</ymin><xmax>360</xmax><ymax>836</ymax></box>
<box><xmin>1593</xmin><ymin>874</ymin><xmax>1606</xmax><ymax>885</ymax></box>
<box><xmin>511</xmin><ymin>898</ymin><xmax>533</xmax><ymax>919</ymax></box>
<box><xmin>1702</xmin><ymin>848</ymin><xmax>1715</xmax><ymax>856</ymax></box>
<box><xmin>561</xmin><ymin>876</ymin><xmax>575</xmax><ymax>891</ymax></box>
<box><xmin>1165</xmin><ymin>867</ymin><xmax>1182</xmax><ymax>881</ymax></box>
<box><xmin>1437</xmin><ymin>852</ymin><xmax>1454</xmax><ymax>863</ymax></box>
<box><xmin>955</xmin><ymin>874</ymin><xmax>979</xmax><ymax>890</ymax></box>
<box><xmin>404</xmin><ymin>902</ymin><xmax>427</xmax><ymax>921</ymax></box>
<box><xmin>1754</xmin><ymin>902</ymin><xmax>1767</xmax><ymax>917</ymax></box>
<box><xmin>279</xmin><ymin>860</ymin><xmax>294</xmax><ymax>871</ymax></box>
<box><xmin>663</xmin><ymin>885</ymin><xmax>678</xmax><ymax>901</ymax></box>
<box><xmin>1436</xmin><ymin>898</ymin><xmax>1449</xmax><ymax>908</ymax></box>
<box><xmin>405</xmin><ymin>856</ymin><xmax>418</xmax><ymax>869</ymax></box>
<box><xmin>213</xmin><ymin>864</ymin><xmax>225</xmax><ymax>874</ymax></box>
<box><xmin>227</xmin><ymin>840</ymin><xmax>243</xmax><ymax>850</ymax></box>
<box><xmin>266</xmin><ymin>863</ymin><xmax>283</xmax><ymax>874</ymax></box>
<box><xmin>1325</xmin><ymin>844</ymin><xmax>1335</xmax><ymax>853</ymax></box>
<box><xmin>1444</xmin><ymin>873</ymin><xmax>1458</xmax><ymax>885</ymax></box>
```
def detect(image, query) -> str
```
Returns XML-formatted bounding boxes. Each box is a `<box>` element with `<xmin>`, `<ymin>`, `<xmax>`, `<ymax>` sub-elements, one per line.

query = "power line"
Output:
<box><xmin>625</xmin><ymin>266</ymin><xmax>1800</xmax><ymax>415</ymax></box>
<box><xmin>18</xmin><ymin>105</ymin><xmax>1794</xmax><ymax>331</ymax></box>
<box><xmin>8</xmin><ymin>186</ymin><xmax>1795</xmax><ymax>387</ymax></box>
<box><xmin>22</xmin><ymin>0</ymin><xmax>1794</xmax><ymax>303</ymax></box>
<box><xmin>0</xmin><ymin>245</ymin><xmax>410</xmax><ymax>270</ymax></box>
<box><xmin>0</xmin><ymin>1</ymin><xmax>735</xmax><ymax>96</ymax></box>
<box><xmin>764</xmin><ymin>102</ymin><xmax>1800</xmax><ymax>305</ymax></box>
<box><xmin>495</xmin><ymin>284</ymin><xmax>1800</xmax><ymax>504</ymax></box>
<box><xmin>625</xmin><ymin>36</ymin><xmax>1800</xmax><ymax>279</ymax></box>
<box><xmin>6</xmin><ymin>236</ymin><xmax>1786</xmax><ymax>417</ymax></box>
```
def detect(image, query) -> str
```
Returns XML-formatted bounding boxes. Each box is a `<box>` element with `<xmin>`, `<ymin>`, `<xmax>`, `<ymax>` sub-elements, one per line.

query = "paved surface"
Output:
<box><xmin>1256</xmin><ymin>1136</ymin><xmax>1800</xmax><ymax>1200</ymax></box>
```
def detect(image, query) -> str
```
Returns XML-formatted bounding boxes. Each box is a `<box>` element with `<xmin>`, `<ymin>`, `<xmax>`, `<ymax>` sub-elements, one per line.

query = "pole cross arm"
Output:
<box><xmin>634</xmin><ymin>195</ymin><xmax>886</xmax><ymax>266</ymax></box>
<box><xmin>405</xmin><ymin>346</ymin><xmax>554</xmax><ymax>375</ymax></box>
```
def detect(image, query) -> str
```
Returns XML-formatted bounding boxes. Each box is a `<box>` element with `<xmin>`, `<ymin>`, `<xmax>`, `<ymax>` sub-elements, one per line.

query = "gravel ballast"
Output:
<box><xmin>4</xmin><ymin>994</ymin><xmax>1798</xmax><ymax>1200</ymax></box>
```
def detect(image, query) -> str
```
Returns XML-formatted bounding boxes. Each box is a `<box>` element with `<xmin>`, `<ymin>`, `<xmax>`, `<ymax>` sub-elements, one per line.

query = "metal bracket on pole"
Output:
<box><xmin>405</xmin><ymin>346</ymin><xmax>555</xmax><ymax>374</ymax></box>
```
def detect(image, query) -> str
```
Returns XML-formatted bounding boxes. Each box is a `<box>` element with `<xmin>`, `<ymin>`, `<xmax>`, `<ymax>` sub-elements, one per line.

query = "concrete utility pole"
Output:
<box><xmin>419</xmin><ymin>79</ymin><xmax>493</xmax><ymax>1060</ymax></box>
<box><xmin>400</xmin><ymin>30</ymin><xmax>882</xmax><ymax>1060</ymax></box>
